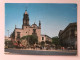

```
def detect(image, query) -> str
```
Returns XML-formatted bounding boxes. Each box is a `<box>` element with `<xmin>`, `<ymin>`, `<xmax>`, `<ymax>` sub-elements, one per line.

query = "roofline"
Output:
<box><xmin>59</xmin><ymin>22</ymin><xmax>77</xmax><ymax>35</ymax></box>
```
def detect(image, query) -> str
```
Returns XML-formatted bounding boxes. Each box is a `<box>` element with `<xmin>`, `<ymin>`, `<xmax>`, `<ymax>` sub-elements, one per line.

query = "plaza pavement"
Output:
<box><xmin>5</xmin><ymin>48</ymin><xmax>77</xmax><ymax>55</ymax></box>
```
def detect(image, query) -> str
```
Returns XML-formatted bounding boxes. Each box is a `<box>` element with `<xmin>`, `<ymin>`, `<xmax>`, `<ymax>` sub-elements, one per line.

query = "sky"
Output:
<box><xmin>5</xmin><ymin>3</ymin><xmax>77</xmax><ymax>37</ymax></box>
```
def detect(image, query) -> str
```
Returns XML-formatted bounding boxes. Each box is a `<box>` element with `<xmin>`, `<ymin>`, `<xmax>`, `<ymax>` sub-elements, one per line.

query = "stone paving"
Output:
<box><xmin>5</xmin><ymin>49</ymin><xmax>77</xmax><ymax>55</ymax></box>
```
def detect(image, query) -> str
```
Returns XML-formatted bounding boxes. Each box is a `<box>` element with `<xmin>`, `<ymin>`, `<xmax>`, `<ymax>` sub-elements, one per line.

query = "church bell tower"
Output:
<box><xmin>22</xmin><ymin>10</ymin><xmax>29</xmax><ymax>28</ymax></box>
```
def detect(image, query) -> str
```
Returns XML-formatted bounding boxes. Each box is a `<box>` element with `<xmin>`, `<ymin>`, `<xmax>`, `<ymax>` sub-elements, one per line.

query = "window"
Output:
<box><xmin>75</xmin><ymin>27</ymin><xmax>77</xmax><ymax>31</ymax></box>
<box><xmin>42</xmin><ymin>37</ymin><xmax>44</xmax><ymax>40</ymax></box>
<box><xmin>17</xmin><ymin>32</ymin><xmax>20</xmax><ymax>38</ymax></box>
<box><xmin>71</xmin><ymin>29</ymin><xmax>75</xmax><ymax>37</ymax></box>
<box><xmin>75</xmin><ymin>27</ymin><xmax>77</xmax><ymax>36</ymax></box>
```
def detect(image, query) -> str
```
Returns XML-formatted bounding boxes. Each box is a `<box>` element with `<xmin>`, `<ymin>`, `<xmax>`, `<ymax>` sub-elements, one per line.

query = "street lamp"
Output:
<box><xmin>7</xmin><ymin>30</ymin><xmax>9</xmax><ymax>37</ymax></box>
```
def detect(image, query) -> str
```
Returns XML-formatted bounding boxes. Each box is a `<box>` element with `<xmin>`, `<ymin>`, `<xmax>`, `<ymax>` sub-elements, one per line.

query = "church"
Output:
<box><xmin>10</xmin><ymin>10</ymin><xmax>42</xmax><ymax>43</ymax></box>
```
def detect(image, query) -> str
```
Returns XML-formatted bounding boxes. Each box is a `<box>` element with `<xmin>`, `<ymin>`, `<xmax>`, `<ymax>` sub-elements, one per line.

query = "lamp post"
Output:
<box><xmin>7</xmin><ymin>30</ymin><xmax>9</xmax><ymax>37</ymax></box>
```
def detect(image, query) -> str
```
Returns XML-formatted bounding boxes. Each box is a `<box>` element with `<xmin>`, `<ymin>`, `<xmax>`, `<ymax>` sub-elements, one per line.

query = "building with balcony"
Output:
<box><xmin>59</xmin><ymin>22</ymin><xmax>77</xmax><ymax>49</ymax></box>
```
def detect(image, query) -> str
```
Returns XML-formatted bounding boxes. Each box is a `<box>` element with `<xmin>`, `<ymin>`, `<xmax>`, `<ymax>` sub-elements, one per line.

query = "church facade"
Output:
<box><xmin>11</xmin><ymin>10</ymin><xmax>41</xmax><ymax>43</ymax></box>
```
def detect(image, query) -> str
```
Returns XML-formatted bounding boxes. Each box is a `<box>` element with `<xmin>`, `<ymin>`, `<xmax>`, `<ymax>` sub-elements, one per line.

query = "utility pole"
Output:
<box><xmin>7</xmin><ymin>30</ymin><xmax>9</xmax><ymax>37</ymax></box>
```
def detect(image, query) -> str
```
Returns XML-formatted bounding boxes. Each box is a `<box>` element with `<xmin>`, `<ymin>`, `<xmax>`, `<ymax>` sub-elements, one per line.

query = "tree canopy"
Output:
<box><xmin>41</xmin><ymin>41</ymin><xmax>45</xmax><ymax>46</ymax></box>
<box><xmin>52</xmin><ymin>36</ymin><xmax>59</xmax><ymax>46</ymax></box>
<box><xmin>21</xmin><ymin>35</ymin><xmax>38</xmax><ymax>46</ymax></box>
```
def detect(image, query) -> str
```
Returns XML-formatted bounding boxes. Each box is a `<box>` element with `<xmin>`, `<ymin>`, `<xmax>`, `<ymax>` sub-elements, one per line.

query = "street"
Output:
<box><xmin>5</xmin><ymin>49</ymin><xmax>77</xmax><ymax>55</ymax></box>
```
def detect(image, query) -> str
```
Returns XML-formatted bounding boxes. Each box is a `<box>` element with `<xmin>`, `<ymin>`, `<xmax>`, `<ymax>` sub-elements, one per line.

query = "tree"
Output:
<box><xmin>21</xmin><ymin>35</ymin><xmax>38</xmax><ymax>47</ymax></box>
<box><xmin>21</xmin><ymin>35</ymin><xmax>28</xmax><ymax>40</ymax></box>
<box><xmin>52</xmin><ymin>36</ymin><xmax>60</xmax><ymax>49</ymax></box>
<box><xmin>28</xmin><ymin>35</ymin><xmax>38</xmax><ymax>46</ymax></box>
<box><xmin>41</xmin><ymin>41</ymin><xmax>45</xmax><ymax>46</ymax></box>
<box><xmin>45</xmin><ymin>40</ymin><xmax>51</xmax><ymax>45</ymax></box>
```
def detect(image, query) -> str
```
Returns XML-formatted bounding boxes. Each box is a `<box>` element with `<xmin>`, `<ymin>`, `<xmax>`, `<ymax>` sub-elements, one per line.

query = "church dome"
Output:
<box><xmin>31</xmin><ymin>22</ymin><xmax>37</xmax><ymax>28</ymax></box>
